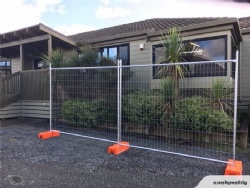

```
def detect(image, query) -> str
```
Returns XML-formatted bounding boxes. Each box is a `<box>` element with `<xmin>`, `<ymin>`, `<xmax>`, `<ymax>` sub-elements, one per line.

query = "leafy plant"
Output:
<box><xmin>42</xmin><ymin>49</ymin><xmax>69</xmax><ymax>103</ymax></box>
<box><xmin>155</xmin><ymin>27</ymin><xmax>200</xmax><ymax>95</ymax></box>
<box><xmin>67</xmin><ymin>48</ymin><xmax>133</xmax><ymax>100</ymax></box>
<box><xmin>171</xmin><ymin>97</ymin><xmax>233</xmax><ymax>132</ymax></box>
<box><xmin>123</xmin><ymin>91</ymin><xmax>162</xmax><ymax>127</ymax></box>
<box><xmin>98</xmin><ymin>57</ymin><xmax>133</xmax><ymax>89</ymax></box>
<box><xmin>205</xmin><ymin>79</ymin><xmax>234</xmax><ymax>114</ymax></box>
<box><xmin>62</xmin><ymin>100</ymin><xmax>101</xmax><ymax>127</ymax></box>
<box><xmin>42</xmin><ymin>48</ymin><xmax>68</xmax><ymax>68</ymax></box>
<box><xmin>68</xmin><ymin>45</ymin><xmax>99</xmax><ymax>67</ymax></box>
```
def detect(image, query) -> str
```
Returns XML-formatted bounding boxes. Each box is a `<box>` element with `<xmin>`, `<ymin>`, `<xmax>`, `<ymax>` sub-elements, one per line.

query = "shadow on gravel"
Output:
<box><xmin>0</xmin><ymin>118</ymin><xmax>249</xmax><ymax>188</ymax></box>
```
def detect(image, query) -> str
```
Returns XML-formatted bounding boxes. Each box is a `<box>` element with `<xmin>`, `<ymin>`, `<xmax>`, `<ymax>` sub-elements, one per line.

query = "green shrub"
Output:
<box><xmin>123</xmin><ymin>91</ymin><xmax>162</xmax><ymax>127</ymax></box>
<box><xmin>98</xmin><ymin>57</ymin><xmax>133</xmax><ymax>90</ymax></box>
<box><xmin>170</xmin><ymin>96</ymin><xmax>233</xmax><ymax>132</ymax></box>
<box><xmin>62</xmin><ymin>100</ymin><xmax>100</xmax><ymax>127</ymax></box>
<box><xmin>205</xmin><ymin>79</ymin><xmax>233</xmax><ymax>114</ymax></box>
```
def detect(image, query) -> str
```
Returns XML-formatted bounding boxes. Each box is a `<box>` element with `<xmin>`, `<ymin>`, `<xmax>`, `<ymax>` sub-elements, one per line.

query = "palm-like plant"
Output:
<box><xmin>205</xmin><ymin>79</ymin><xmax>234</xmax><ymax>114</ymax></box>
<box><xmin>68</xmin><ymin>45</ymin><xmax>99</xmax><ymax>67</ymax></box>
<box><xmin>159</xmin><ymin>78</ymin><xmax>176</xmax><ymax>114</ymax></box>
<box><xmin>158</xmin><ymin>78</ymin><xmax>178</xmax><ymax>127</ymax></box>
<box><xmin>156</xmin><ymin>27</ymin><xmax>200</xmax><ymax>95</ymax></box>
<box><xmin>42</xmin><ymin>48</ymin><xmax>68</xmax><ymax>68</ymax></box>
<box><xmin>42</xmin><ymin>49</ymin><xmax>68</xmax><ymax>103</ymax></box>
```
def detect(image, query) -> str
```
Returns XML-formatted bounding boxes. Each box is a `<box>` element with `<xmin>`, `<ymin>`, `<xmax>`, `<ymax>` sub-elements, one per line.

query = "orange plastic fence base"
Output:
<box><xmin>108</xmin><ymin>142</ymin><xmax>130</xmax><ymax>155</ymax></box>
<box><xmin>225</xmin><ymin>159</ymin><xmax>243</xmax><ymax>175</ymax></box>
<box><xmin>38</xmin><ymin>130</ymin><xmax>60</xmax><ymax>139</ymax></box>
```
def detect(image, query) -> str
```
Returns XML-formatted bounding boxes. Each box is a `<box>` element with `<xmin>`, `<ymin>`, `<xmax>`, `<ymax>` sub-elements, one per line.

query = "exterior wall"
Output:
<box><xmin>239</xmin><ymin>33</ymin><xmax>250</xmax><ymax>109</ymax></box>
<box><xmin>129</xmin><ymin>40</ymin><xmax>151</xmax><ymax>89</ymax></box>
<box><xmin>11</xmin><ymin>56</ymin><xmax>34</xmax><ymax>73</ymax></box>
<box><xmin>130</xmin><ymin>40</ymin><xmax>150</xmax><ymax>65</ymax></box>
<box><xmin>11</xmin><ymin>57</ymin><xmax>21</xmax><ymax>73</ymax></box>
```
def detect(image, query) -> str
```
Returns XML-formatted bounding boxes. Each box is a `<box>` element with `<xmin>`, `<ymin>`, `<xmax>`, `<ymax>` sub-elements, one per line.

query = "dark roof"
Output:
<box><xmin>68</xmin><ymin>18</ymin><xmax>229</xmax><ymax>43</ymax></box>
<box><xmin>239</xmin><ymin>17</ymin><xmax>250</xmax><ymax>30</ymax></box>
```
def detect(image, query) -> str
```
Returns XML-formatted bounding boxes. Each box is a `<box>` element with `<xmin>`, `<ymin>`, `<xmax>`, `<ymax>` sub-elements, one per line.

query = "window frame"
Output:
<box><xmin>0</xmin><ymin>60</ymin><xmax>11</xmax><ymax>76</ymax></box>
<box><xmin>152</xmin><ymin>35</ymin><xmax>228</xmax><ymax>79</ymax></box>
<box><xmin>231</xmin><ymin>36</ymin><xmax>238</xmax><ymax>79</ymax></box>
<box><xmin>99</xmin><ymin>44</ymin><xmax>130</xmax><ymax>65</ymax></box>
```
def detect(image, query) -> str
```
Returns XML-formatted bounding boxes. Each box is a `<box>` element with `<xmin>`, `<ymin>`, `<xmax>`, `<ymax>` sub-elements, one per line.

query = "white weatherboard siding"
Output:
<box><xmin>11</xmin><ymin>57</ymin><xmax>21</xmax><ymax>73</ymax></box>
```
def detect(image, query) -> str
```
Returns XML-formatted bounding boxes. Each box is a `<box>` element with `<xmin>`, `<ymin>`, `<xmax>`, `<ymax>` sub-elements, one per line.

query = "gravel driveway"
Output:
<box><xmin>1</xmin><ymin>119</ymin><xmax>249</xmax><ymax>188</ymax></box>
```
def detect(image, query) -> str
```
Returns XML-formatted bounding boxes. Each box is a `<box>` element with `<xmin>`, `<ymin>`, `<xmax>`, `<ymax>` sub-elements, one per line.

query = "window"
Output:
<box><xmin>100</xmin><ymin>44</ymin><xmax>129</xmax><ymax>65</ymax></box>
<box><xmin>152</xmin><ymin>36</ymin><xmax>227</xmax><ymax>78</ymax></box>
<box><xmin>0</xmin><ymin>60</ymin><xmax>11</xmax><ymax>76</ymax></box>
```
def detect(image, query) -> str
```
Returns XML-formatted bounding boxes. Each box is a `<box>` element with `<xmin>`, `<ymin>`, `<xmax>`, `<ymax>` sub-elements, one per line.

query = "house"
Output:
<box><xmin>0</xmin><ymin>17</ymin><xmax>250</xmax><ymax>119</ymax></box>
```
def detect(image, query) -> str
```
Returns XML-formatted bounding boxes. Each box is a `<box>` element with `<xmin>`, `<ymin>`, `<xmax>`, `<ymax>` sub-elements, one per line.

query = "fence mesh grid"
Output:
<box><xmin>51</xmin><ymin>60</ymin><xmax>236</xmax><ymax>162</ymax></box>
<box><xmin>51</xmin><ymin>67</ymin><xmax>119</xmax><ymax>142</ymax></box>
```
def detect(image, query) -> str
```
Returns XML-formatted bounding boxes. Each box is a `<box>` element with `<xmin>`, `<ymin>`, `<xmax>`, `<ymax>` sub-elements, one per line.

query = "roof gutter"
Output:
<box><xmin>241</xmin><ymin>28</ymin><xmax>250</xmax><ymax>34</ymax></box>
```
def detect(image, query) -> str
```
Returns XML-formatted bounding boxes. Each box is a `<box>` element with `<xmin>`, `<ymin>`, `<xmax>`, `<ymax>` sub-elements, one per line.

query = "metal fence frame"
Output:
<box><xmin>50</xmin><ymin>53</ymin><xmax>239</xmax><ymax>164</ymax></box>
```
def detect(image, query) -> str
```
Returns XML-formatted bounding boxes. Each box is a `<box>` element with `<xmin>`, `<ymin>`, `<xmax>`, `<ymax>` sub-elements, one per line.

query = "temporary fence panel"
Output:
<box><xmin>50</xmin><ymin>57</ymin><xmax>238</xmax><ymax>163</ymax></box>
<box><xmin>50</xmin><ymin>65</ymin><xmax>120</xmax><ymax>143</ymax></box>
<box><xmin>120</xmin><ymin>59</ymin><xmax>237</xmax><ymax>163</ymax></box>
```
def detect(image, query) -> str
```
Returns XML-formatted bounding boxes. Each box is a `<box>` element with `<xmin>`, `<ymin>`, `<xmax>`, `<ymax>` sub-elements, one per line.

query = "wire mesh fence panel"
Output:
<box><xmin>121</xmin><ymin>61</ymin><xmax>236</xmax><ymax>162</ymax></box>
<box><xmin>50</xmin><ymin>59</ymin><xmax>237</xmax><ymax>163</ymax></box>
<box><xmin>51</xmin><ymin>66</ymin><xmax>120</xmax><ymax>142</ymax></box>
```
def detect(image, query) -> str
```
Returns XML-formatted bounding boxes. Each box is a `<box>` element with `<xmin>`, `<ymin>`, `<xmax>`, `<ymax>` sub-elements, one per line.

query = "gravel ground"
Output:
<box><xmin>0</xmin><ymin>119</ymin><xmax>249</xmax><ymax>188</ymax></box>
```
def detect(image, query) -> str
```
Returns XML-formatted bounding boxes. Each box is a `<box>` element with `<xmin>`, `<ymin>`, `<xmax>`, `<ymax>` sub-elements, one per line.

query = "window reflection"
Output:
<box><xmin>103</xmin><ymin>48</ymin><xmax>108</xmax><ymax>57</ymax></box>
<box><xmin>0</xmin><ymin>60</ymin><xmax>11</xmax><ymax>76</ymax></box>
<box><xmin>153</xmin><ymin>36</ymin><xmax>227</xmax><ymax>78</ymax></box>
<box><xmin>108</xmin><ymin>47</ymin><xmax>117</xmax><ymax>59</ymax></box>
<box><xmin>100</xmin><ymin>45</ymin><xmax>129</xmax><ymax>65</ymax></box>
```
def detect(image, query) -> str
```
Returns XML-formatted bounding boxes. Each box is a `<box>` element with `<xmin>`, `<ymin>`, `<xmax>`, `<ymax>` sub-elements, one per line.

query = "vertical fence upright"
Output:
<box><xmin>49</xmin><ymin>63</ymin><xmax>52</xmax><ymax>131</ymax></box>
<box><xmin>233</xmin><ymin>51</ymin><xmax>239</xmax><ymax>163</ymax></box>
<box><xmin>117</xmin><ymin>59</ymin><xmax>122</xmax><ymax>144</ymax></box>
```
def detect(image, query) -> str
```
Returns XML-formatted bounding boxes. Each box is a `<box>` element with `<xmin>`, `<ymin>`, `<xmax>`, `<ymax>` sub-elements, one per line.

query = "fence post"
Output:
<box><xmin>233</xmin><ymin>51</ymin><xmax>239</xmax><ymax>163</ymax></box>
<box><xmin>49</xmin><ymin>63</ymin><xmax>52</xmax><ymax>131</ymax></box>
<box><xmin>108</xmin><ymin>60</ymin><xmax>130</xmax><ymax>154</ymax></box>
<box><xmin>117</xmin><ymin>59</ymin><xmax>122</xmax><ymax>144</ymax></box>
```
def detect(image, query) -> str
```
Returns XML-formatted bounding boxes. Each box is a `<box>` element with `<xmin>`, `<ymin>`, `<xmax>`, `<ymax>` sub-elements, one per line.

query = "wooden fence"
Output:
<box><xmin>20</xmin><ymin>69</ymin><xmax>49</xmax><ymax>100</ymax></box>
<box><xmin>0</xmin><ymin>72</ymin><xmax>20</xmax><ymax>108</ymax></box>
<box><xmin>0</xmin><ymin>69</ymin><xmax>49</xmax><ymax>108</ymax></box>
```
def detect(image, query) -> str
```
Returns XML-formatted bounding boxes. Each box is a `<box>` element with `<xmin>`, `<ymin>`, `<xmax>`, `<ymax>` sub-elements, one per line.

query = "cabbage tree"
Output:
<box><xmin>156</xmin><ymin>27</ymin><xmax>200</xmax><ymax>95</ymax></box>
